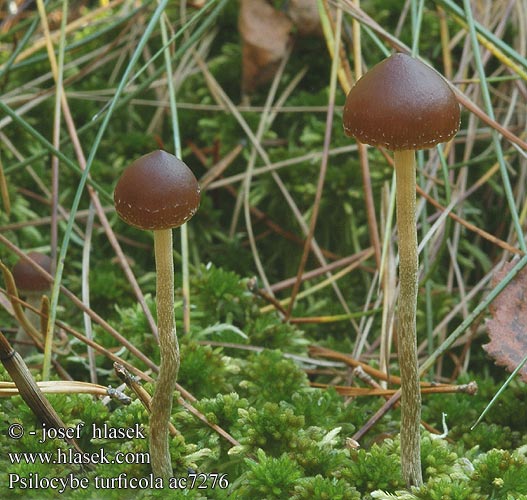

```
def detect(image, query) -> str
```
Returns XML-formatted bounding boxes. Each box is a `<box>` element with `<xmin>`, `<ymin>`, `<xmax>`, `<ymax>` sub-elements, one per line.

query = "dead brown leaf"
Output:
<box><xmin>484</xmin><ymin>261</ymin><xmax>527</xmax><ymax>382</ymax></box>
<box><xmin>238</xmin><ymin>0</ymin><xmax>293</xmax><ymax>94</ymax></box>
<box><xmin>287</xmin><ymin>0</ymin><xmax>322</xmax><ymax>37</ymax></box>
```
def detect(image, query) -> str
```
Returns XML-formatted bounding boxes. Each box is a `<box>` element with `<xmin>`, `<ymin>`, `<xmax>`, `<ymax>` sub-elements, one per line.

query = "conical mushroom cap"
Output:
<box><xmin>114</xmin><ymin>150</ymin><xmax>200</xmax><ymax>231</ymax></box>
<box><xmin>343</xmin><ymin>53</ymin><xmax>460</xmax><ymax>151</ymax></box>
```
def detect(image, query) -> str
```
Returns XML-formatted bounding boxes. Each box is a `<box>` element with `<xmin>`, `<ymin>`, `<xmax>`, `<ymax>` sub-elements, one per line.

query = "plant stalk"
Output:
<box><xmin>394</xmin><ymin>149</ymin><xmax>423</xmax><ymax>487</ymax></box>
<box><xmin>150</xmin><ymin>229</ymin><xmax>179</xmax><ymax>481</ymax></box>
<box><xmin>14</xmin><ymin>293</ymin><xmax>42</xmax><ymax>357</ymax></box>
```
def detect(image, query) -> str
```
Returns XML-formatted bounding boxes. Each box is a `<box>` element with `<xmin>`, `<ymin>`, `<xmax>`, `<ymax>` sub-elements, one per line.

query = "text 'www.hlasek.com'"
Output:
<box><xmin>5</xmin><ymin>422</ymin><xmax>229</xmax><ymax>493</ymax></box>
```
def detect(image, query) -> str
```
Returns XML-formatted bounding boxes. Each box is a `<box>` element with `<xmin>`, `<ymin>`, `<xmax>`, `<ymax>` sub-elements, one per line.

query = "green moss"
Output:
<box><xmin>2</xmin><ymin>3</ymin><xmax>526</xmax><ymax>496</ymax></box>
<box><xmin>421</xmin><ymin>436</ymin><xmax>460</xmax><ymax>478</ymax></box>
<box><xmin>194</xmin><ymin>392</ymin><xmax>250</xmax><ymax>430</ymax></box>
<box><xmin>191</xmin><ymin>264</ymin><xmax>258</xmax><ymax>329</ymax></box>
<box><xmin>416</xmin><ymin>476</ymin><xmax>481</xmax><ymax>500</ymax></box>
<box><xmin>245</xmin><ymin>315</ymin><xmax>308</xmax><ymax>353</ymax></box>
<box><xmin>233</xmin><ymin>401</ymin><xmax>304</xmax><ymax>456</ymax></box>
<box><xmin>343</xmin><ymin>438</ymin><xmax>405</xmax><ymax>492</ymax></box>
<box><xmin>239</xmin><ymin>349</ymin><xmax>309</xmax><ymax>404</ymax></box>
<box><xmin>292</xmin><ymin>475</ymin><xmax>360</xmax><ymax>500</ymax></box>
<box><xmin>178</xmin><ymin>342</ymin><xmax>233</xmax><ymax>399</ymax></box>
<box><xmin>290</xmin><ymin>388</ymin><xmax>356</xmax><ymax>433</ymax></box>
<box><xmin>460</xmin><ymin>423</ymin><xmax>523</xmax><ymax>452</ymax></box>
<box><xmin>238</xmin><ymin>449</ymin><xmax>303</xmax><ymax>499</ymax></box>
<box><xmin>187</xmin><ymin>393</ymin><xmax>250</xmax><ymax>465</ymax></box>
<box><xmin>472</xmin><ymin>448</ymin><xmax>527</xmax><ymax>497</ymax></box>
<box><xmin>289</xmin><ymin>426</ymin><xmax>349</xmax><ymax>478</ymax></box>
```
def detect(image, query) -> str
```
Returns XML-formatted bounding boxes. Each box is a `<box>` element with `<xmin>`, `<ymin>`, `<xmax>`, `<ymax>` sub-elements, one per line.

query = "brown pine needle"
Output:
<box><xmin>311</xmin><ymin>381</ymin><xmax>478</xmax><ymax>397</ymax></box>
<box><xmin>0</xmin><ymin>380</ymin><xmax>131</xmax><ymax>403</ymax></box>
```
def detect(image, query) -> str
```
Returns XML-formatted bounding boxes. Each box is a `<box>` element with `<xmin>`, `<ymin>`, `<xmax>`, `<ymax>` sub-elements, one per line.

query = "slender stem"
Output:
<box><xmin>150</xmin><ymin>229</ymin><xmax>179</xmax><ymax>481</ymax></box>
<box><xmin>180</xmin><ymin>223</ymin><xmax>191</xmax><ymax>334</ymax></box>
<box><xmin>394</xmin><ymin>149</ymin><xmax>423</xmax><ymax>487</ymax></box>
<box><xmin>14</xmin><ymin>293</ymin><xmax>42</xmax><ymax>358</ymax></box>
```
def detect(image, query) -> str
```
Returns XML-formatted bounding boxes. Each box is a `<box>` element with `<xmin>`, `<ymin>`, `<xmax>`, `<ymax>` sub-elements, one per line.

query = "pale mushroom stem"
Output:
<box><xmin>150</xmin><ymin>228</ymin><xmax>179</xmax><ymax>481</ymax></box>
<box><xmin>394</xmin><ymin>149</ymin><xmax>423</xmax><ymax>487</ymax></box>
<box><xmin>15</xmin><ymin>293</ymin><xmax>43</xmax><ymax>357</ymax></box>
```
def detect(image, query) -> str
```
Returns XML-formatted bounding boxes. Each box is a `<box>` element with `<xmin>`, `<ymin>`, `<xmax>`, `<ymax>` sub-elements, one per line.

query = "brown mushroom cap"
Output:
<box><xmin>114</xmin><ymin>150</ymin><xmax>201</xmax><ymax>231</ymax></box>
<box><xmin>12</xmin><ymin>252</ymin><xmax>52</xmax><ymax>292</ymax></box>
<box><xmin>343</xmin><ymin>53</ymin><xmax>460</xmax><ymax>151</ymax></box>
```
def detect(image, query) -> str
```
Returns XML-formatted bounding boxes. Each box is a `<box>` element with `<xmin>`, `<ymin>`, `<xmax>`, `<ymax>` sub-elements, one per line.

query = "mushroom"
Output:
<box><xmin>114</xmin><ymin>150</ymin><xmax>200</xmax><ymax>480</ymax></box>
<box><xmin>343</xmin><ymin>53</ymin><xmax>460</xmax><ymax>487</ymax></box>
<box><xmin>12</xmin><ymin>252</ymin><xmax>53</xmax><ymax>357</ymax></box>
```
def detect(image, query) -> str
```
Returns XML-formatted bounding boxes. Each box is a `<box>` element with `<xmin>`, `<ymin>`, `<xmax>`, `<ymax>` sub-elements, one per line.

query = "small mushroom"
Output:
<box><xmin>114</xmin><ymin>150</ymin><xmax>200</xmax><ymax>481</ymax></box>
<box><xmin>343</xmin><ymin>53</ymin><xmax>460</xmax><ymax>487</ymax></box>
<box><xmin>12</xmin><ymin>252</ymin><xmax>53</xmax><ymax>357</ymax></box>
